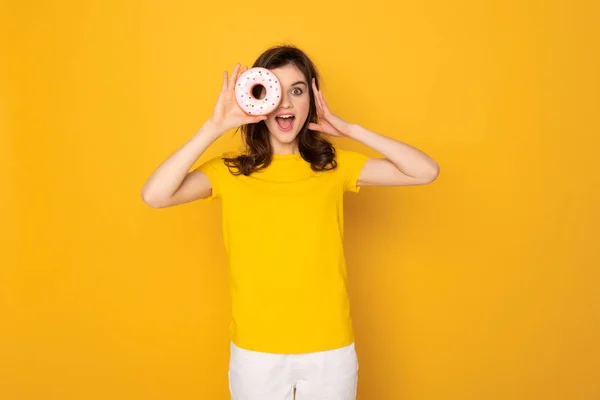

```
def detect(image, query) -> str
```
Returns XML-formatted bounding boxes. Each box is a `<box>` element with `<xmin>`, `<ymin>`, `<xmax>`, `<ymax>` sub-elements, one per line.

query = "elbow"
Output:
<box><xmin>423</xmin><ymin>163</ymin><xmax>440</xmax><ymax>184</ymax></box>
<box><xmin>141</xmin><ymin>188</ymin><xmax>165</xmax><ymax>208</ymax></box>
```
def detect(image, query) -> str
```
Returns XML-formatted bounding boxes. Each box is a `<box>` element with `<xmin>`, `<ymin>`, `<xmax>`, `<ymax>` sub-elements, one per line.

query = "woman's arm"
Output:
<box><xmin>140</xmin><ymin>120</ymin><xmax>224</xmax><ymax>208</ymax></box>
<box><xmin>309</xmin><ymin>78</ymin><xmax>439</xmax><ymax>187</ymax></box>
<box><xmin>347</xmin><ymin>124</ymin><xmax>439</xmax><ymax>187</ymax></box>
<box><xmin>141</xmin><ymin>63</ymin><xmax>267</xmax><ymax>208</ymax></box>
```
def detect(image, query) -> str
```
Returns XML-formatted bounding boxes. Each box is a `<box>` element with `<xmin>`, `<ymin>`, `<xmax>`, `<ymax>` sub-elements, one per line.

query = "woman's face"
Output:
<box><xmin>263</xmin><ymin>64</ymin><xmax>311</xmax><ymax>150</ymax></box>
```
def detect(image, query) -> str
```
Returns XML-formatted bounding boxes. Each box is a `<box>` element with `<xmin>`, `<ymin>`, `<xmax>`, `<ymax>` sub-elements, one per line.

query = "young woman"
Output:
<box><xmin>141</xmin><ymin>45</ymin><xmax>439</xmax><ymax>400</ymax></box>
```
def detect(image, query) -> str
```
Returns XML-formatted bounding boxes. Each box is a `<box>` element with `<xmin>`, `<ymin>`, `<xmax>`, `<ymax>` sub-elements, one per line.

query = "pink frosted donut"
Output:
<box><xmin>235</xmin><ymin>67</ymin><xmax>282</xmax><ymax>115</ymax></box>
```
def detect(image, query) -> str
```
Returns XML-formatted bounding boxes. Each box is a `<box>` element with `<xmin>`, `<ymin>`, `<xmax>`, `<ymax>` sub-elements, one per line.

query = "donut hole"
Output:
<box><xmin>251</xmin><ymin>84</ymin><xmax>267</xmax><ymax>100</ymax></box>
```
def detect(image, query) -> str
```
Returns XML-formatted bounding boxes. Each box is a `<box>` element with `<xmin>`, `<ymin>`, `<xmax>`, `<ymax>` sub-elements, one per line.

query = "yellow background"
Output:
<box><xmin>2</xmin><ymin>0</ymin><xmax>599</xmax><ymax>399</ymax></box>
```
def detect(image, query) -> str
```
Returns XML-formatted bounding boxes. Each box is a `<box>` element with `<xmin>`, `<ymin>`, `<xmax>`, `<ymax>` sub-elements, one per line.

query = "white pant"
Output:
<box><xmin>228</xmin><ymin>341</ymin><xmax>359</xmax><ymax>400</ymax></box>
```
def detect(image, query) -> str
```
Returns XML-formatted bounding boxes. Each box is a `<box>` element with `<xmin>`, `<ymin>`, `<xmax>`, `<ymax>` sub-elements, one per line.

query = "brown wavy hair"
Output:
<box><xmin>223</xmin><ymin>44</ymin><xmax>337</xmax><ymax>176</ymax></box>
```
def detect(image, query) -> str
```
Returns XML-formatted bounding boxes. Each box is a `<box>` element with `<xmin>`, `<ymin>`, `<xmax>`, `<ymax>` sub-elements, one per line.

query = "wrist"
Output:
<box><xmin>345</xmin><ymin>123</ymin><xmax>361</xmax><ymax>138</ymax></box>
<box><xmin>201</xmin><ymin>118</ymin><xmax>227</xmax><ymax>139</ymax></box>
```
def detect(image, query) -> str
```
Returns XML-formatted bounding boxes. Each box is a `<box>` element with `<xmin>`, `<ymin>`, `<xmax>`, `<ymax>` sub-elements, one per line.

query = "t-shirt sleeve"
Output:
<box><xmin>194</xmin><ymin>153</ymin><xmax>230</xmax><ymax>201</ymax></box>
<box><xmin>336</xmin><ymin>148</ymin><xmax>370</xmax><ymax>193</ymax></box>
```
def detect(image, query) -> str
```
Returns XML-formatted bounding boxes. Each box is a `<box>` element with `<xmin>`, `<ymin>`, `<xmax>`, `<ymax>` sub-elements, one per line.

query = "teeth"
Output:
<box><xmin>278</xmin><ymin>115</ymin><xmax>294</xmax><ymax>118</ymax></box>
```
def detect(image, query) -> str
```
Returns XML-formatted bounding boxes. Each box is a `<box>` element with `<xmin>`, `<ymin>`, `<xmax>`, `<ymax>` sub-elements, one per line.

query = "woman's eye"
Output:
<box><xmin>292</xmin><ymin>88</ymin><xmax>303</xmax><ymax>95</ymax></box>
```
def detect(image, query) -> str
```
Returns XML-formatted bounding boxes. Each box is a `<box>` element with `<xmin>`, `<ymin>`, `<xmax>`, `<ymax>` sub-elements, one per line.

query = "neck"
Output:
<box><xmin>271</xmin><ymin>139</ymin><xmax>299</xmax><ymax>155</ymax></box>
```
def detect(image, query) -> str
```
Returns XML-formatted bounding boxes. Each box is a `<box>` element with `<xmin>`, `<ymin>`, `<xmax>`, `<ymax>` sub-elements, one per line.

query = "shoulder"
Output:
<box><xmin>334</xmin><ymin>147</ymin><xmax>371</xmax><ymax>193</ymax></box>
<box><xmin>334</xmin><ymin>147</ymin><xmax>370</xmax><ymax>169</ymax></box>
<box><xmin>196</xmin><ymin>150</ymin><xmax>241</xmax><ymax>175</ymax></box>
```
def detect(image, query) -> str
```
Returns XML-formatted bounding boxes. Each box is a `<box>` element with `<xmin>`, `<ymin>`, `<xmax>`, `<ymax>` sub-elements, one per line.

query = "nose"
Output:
<box><xmin>279</xmin><ymin>90</ymin><xmax>292</xmax><ymax>109</ymax></box>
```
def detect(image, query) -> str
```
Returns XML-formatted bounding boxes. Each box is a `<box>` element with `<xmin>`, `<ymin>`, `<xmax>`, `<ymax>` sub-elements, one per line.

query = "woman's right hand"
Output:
<box><xmin>208</xmin><ymin>63</ymin><xmax>267</xmax><ymax>134</ymax></box>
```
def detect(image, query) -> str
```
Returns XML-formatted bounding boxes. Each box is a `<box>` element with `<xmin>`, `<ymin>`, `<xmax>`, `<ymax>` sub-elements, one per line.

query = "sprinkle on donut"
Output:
<box><xmin>234</xmin><ymin>67</ymin><xmax>282</xmax><ymax>115</ymax></box>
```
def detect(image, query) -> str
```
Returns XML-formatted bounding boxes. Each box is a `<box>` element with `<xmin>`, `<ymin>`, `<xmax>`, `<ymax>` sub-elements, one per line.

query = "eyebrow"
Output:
<box><xmin>291</xmin><ymin>81</ymin><xmax>307</xmax><ymax>87</ymax></box>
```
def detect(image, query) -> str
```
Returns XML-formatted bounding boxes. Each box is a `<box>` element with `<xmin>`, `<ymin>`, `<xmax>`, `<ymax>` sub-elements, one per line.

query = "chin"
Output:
<box><xmin>272</xmin><ymin>131</ymin><xmax>300</xmax><ymax>144</ymax></box>
<box><xmin>266</xmin><ymin>121</ymin><xmax>303</xmax><ymax>143</ymax></box>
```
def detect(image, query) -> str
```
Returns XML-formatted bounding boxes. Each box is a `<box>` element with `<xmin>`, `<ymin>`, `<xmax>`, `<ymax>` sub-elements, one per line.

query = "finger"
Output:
<box><xmin>308</xmin><ymin>122</ymin><xmax>323</xmax><ymax>132</ymax></box>
<box><xmin>317</xmin><ymin>88</ymin><xmax>324</xmax><ymax>107</ymax></box>
<box><xmin>315</xmin><ymin>95</ymin><xmax>324</xmax><ymax>117</ymax></box>
<box><xmin>312</xmin><ymin>78</ymin><xmax>322</xmax><ymax>109</ymax></box>
<box><xmin>230</xmin><ymin>63</ymin><xmax>241</xmax><ymax>92</ymax></box>
<box><xmin>221</xmin><ymin>70</ymin><xmax>228</xmax><ymax>92</ymax></box>
<box><xmin>312</xmin><ymin>78</ymin><xmax>319</xmax><ymax>110</ymax></box>
<box><xmin>236</xmin><ymin>66</ymin><xmax>247</xmax><ymax>89</ymax></box>
<box><xmin>314</xmin><ymin>101</ymin><xmax>323</xmax><ymax>119</ymax></box>
<box><xmin>312</xmin><ymin>88</ymin><xmax>322</xmax><ymax>115</ymax></box>
<box><xmin>315</xmin><ymin>87</ymin><xmax>326</xmax><ymax>116</ymax></box>
<box><xmin>228</xmin><ymin>63</ymin><xmax>241</xmax><ymax>92</ymax></box>
<box><xmin>318</xmin><ymin>89</ymin><xmax>330</xmax><ymax>114</ymax></box>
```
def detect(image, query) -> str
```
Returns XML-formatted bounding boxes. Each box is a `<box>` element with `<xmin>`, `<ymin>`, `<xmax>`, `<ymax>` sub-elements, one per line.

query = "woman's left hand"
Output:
<box><xmin>308</xmin><ymin>78</ymin><xmax>353</xmax><ymax>137</ymax></box>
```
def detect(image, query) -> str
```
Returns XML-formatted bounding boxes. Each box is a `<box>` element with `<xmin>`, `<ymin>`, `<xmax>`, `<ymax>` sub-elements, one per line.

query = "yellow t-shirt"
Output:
<box><xmin>195</xmin><ymin>147</ymin><xmax>370</xmax><ymax>354</ymax></box>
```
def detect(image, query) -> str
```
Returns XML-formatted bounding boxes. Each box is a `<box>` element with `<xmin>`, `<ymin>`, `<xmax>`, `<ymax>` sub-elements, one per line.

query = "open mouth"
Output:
<box><xmin>275</xmin><ymin>115</ymin><xmax>295</xmax><ymax>132</ymax></box>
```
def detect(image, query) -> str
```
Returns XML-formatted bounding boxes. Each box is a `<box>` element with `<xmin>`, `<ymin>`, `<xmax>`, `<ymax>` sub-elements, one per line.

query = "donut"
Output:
<box><xmin>235</xmin><ymin>67</ymin><xmax>282</xmax><ymax>115</ymax></box>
